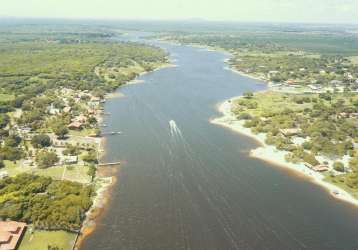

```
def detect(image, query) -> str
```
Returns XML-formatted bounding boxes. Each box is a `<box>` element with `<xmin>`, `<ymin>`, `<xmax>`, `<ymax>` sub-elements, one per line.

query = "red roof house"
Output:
<box><xmin>0</xmin><ymin>221</ymin><xmax>27</xmax><ymax>250</ymax></box>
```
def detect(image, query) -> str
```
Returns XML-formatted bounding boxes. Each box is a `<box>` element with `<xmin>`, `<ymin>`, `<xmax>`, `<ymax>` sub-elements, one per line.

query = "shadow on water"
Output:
<box><xmin>81</xmin><ymin>33</ymin><xmax>358</xmax><ymax>250</ymax></box>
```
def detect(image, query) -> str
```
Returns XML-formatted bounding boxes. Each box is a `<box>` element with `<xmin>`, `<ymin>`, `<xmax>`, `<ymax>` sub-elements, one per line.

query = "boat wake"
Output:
<box><xmin>169</xmin><ymin>120</ymin><xmax>182</xmax><ymax>137</ymax></box>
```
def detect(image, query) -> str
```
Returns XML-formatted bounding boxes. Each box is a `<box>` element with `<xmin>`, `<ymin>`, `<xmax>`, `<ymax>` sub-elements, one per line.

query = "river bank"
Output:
<box><xmin>211</xmin><ymin>98</ymin><xmax>358</xmax><ymax>207</ymax></box>
<box><xmin>74</xmin><ymin>166</ymin><xmax>118</xmax><ymax>250</ymax></box>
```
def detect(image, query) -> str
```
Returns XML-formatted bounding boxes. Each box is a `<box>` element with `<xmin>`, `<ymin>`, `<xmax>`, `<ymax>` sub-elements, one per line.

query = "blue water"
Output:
<box><xmin>82</xmin><ymin>36</ymin><xmax>358</xmax><ymax>250</ymax></box>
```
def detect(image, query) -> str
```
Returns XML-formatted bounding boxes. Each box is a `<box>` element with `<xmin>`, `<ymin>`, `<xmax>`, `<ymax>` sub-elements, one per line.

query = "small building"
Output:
<box><xmin>312</xmin><ymin>165</ymin><xmax>329</xmax><ymax>172</ymax></box>
<box><xmin>75</xmin><ymin>114</ymin><xmax>87</xmax><ymax>123</ymax></box>
<box><xmin>18</xmin><ymin>127</ymin><xmax>31</xmax><ymax>134</ymax></box>
<box><xmin>62</xmin><ymin>155</ymin><xmax>78</xmax><ymax>165</ymax></box>
<box><xmin>286</xmin><ymin>79</ymin><xmax>296</xmax><ymax>85</ymax></box>
<box><xmin>17</xmin><ymin>127</ymin><xmax>32</xmax><ymax>140</ymax></box>
<box><xmin>22</xmin><ymin>160</ymin><xmax>33</xmax><ymax>167</ymax></box>
<box><xmin>0</xmin><ymin>172</ymin><xmax>8</xmax><ymax>179</ymax></box>
<box><xmin>0</xmin><ymin>221</ymin><xmax>27</xmax><ymax>250</ymax></box>
<box><xmin>330</xmin><ymin>80</ymin><xmax>343</xmax><ymax>86</ymax></box>
<box><xmin>307</xmin><ymin>84</ymin><xmax>321</xmax><ymax>91</ymax></box>
<box><xmin>89</xmin><ymin>101</ymin><xmax>100</xmax><ymax>108</ymax></box>
<box><xmin>63</xmin><ymin>107</ymin><xmax>72</xmax><ymax>113</ymax></box>
<box><xmin>47</xmin><ymin>104</ymin><xmax>60</xmax><ymax>115</ymax></box>
<box><xmin>88</xmin><ymin>109</ymin><xmax>97</xmax><ymax>115</ymax></box>
<box><xmin>68</xmin><ymin>122</ymin><xmax>83</xmax><ymax>130</ymax></box>
<box><xmin>90</xmin><ymin>96</ymin><xmax>101</xmax><ymax>102</ymax></box>
<box><xmin>304</xmin><ymin>163</ymin><xmax>314</xmax><ymax>169</ymax></box>
<box><xmin>280</xmin><ymin>128</ymin><xmax>302</xmax><ymax>136</ymax></box>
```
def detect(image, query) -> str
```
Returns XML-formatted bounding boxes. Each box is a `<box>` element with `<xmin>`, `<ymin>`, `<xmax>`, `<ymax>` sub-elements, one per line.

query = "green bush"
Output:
<box><xmin>36</xmin><ymin>150</ymin><xmax>59</xmax><ymax>168</ymax></box>
<box><xmin>237</xmin><ymin>112</ymin><xmax>252</xmax><ymax>120</ymax></box>
<box><xmin>303</xmin><ymin>152</ymin><xmax>319</xmax><ymax>166</ymax></box>
<box><xmin>31</xmin><ymin>134</ymin><xmax>52</xmax><ymax>148</ymax></box>
<box><xmin>333</xmin><ymin>161</ymin><xmax>345</xmax><ymax>172</ymax></box>
<box><xmin>82</xmin><ymin>150</ymin><xmax>98</xmax><ymax>164</ymax></box>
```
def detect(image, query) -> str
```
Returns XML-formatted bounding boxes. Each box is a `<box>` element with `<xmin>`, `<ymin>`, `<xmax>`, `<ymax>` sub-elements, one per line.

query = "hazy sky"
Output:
<box><xmin>1</xmin><ymin>0</ymin><xmax>358</xmax><ymax>23</ymax></box>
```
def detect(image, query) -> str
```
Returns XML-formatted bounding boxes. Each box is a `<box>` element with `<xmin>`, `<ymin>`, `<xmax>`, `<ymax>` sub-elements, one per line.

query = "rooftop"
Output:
<box><xmin>0</xmin><ymin>221</ymin><xmax>26</xmax><ymax>250</ymax></box>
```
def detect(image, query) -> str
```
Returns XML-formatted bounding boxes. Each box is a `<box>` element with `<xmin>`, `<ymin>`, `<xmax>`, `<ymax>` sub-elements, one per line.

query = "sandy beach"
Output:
<box><xmin>211</xmin><ymin>98</ymin><xmax>358</xmax><ymax>207</ymax></box>
<box><xmin>223</xmin><ymin>63</ymin><xmax>268</xmax><ymax>83</ymax></box>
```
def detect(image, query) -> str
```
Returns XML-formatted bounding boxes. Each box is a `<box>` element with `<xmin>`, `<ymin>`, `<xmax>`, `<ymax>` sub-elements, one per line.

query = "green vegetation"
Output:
<box><xmin>31</xmin><ymin>134</ymin><xmax>52</xmax><ymax>148</ymax></box>
<box><xmin>0</xmin><ymin>93</ymin><xmax>15</xmax><ymax>102</ymax></box>
<box><xmin>36</xmin><ymin>150</ymin><xmax>59</xmax><ymax>168</ymax></box>
<box><xmin>0</xmin><ymin>24</ymin><xmax>168</xmax><ymax>249</ymax></box>
<box><xmin>34</xmin><ymin>165</ymin><xmax>92</xmax><ymax>184</ymax></box>
<box><xmin>232</xmin><ymin>91</ymin><xmax>358</xmax><ymax>192</ymax></box>
<box><xmin>161</xmin><ymin>32</ymin><xmax>358</xmax><ymax>91</ymax></box>
<box><xmin>82</xmin><ymin>150</ymin><xmax>98</xmax><ymax>164</ymax></box>
<box><xmin>53</xmin><ymin>123</ymin><xmax>69</xmax><ymax>139</ymax></box>
<box><xmin>233</xmin><ymin>91</ymin><xmax>357</xmax><ymax>157</ymax></box>
<box><xmin>333</xmin><ymin>161</ymin><xmax>345</xmax><ymax>172</ymax></box>
<box><xmin>0</xmin><ymin>174</ymin><xmax>93</xmax><ymax>232</ymax></box>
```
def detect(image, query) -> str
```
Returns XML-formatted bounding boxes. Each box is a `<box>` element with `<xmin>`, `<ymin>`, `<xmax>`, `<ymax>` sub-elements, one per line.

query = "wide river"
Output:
<box><xmin>82</xmin><ymin>34</ymin><xmax>358</xmax><ymax>250</ymax></box>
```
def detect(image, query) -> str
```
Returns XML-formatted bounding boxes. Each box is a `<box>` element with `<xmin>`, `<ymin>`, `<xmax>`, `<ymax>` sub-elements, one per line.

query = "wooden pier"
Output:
<box><xmin>98</xmin><ymin>161</ymin><xmax>121</xmax><ymax>167</ymax></box>
<box><xmin>101</xmin><ymin>131</ymin><xmax>122</xmax><ymax>136</ymax></box>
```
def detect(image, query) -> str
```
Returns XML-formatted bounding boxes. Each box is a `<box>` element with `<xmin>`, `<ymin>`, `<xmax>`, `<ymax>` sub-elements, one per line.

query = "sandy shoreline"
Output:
<box><xmin>223</xmin><ymin>62</ymin><xmax>268</xmax><ymax>83</ymax></box>
<box><xmin>74</xmin><ymin>167</ymin><xmax>118</xmax><ymax>249</ymax></box>
<box><xmin>211</xmin><ymin>98</ymin><xmax>358</xmax><ymax>207</ymax></box>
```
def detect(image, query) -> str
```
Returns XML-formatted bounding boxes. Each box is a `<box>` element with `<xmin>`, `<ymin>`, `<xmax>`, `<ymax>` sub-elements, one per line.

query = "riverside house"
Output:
<box><xmin>0</xmin><ymin>221</ymin><xmax>27</xmax><ymax>250</ymax></box>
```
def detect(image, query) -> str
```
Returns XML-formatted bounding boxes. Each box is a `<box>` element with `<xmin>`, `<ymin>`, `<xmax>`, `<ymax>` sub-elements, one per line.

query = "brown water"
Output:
<box><xmin>81</xmin><ymin>36</ymin><xmax>358</xmax><ymax>250</ymax></box>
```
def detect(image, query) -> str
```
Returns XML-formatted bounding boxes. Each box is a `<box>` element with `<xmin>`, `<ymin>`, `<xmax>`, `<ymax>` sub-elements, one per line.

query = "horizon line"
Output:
<box><xmin>1</xmin><ymin>16</ymin><xmax>358</xmax><ymax>26</ymax></box>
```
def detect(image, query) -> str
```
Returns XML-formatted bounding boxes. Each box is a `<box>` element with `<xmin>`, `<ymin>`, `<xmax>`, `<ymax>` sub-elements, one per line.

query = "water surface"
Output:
<box><xmin>82</xmin><ymin>36</ymin><xmax>358</xmax><ymax>250</ymax></box>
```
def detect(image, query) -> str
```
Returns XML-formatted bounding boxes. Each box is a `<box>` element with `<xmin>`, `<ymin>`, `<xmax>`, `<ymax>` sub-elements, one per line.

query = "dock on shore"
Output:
<box><xmin>98</xmin><ymin>161</ymin><xmax>121</xmax><ymax>167</ymax></box>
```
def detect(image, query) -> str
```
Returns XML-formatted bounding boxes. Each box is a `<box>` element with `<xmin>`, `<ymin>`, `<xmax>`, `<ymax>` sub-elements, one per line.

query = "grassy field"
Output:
<box><xmin>1</xmin><ymin>160</ymin><xmax>30</xmax><ymax>177</ymax></box>
<box><xmin>2</xmin><ymin>160</ymin><xmax>91</xmax><ymax>183</ymax></box>
<box><xmin>34</xmin><ymin>165</ymin><xmax>92</xmax><ymax>184</ymax></box>
<box><xmin>69</xmin><ymin>128</ymin><xmax>97</xmax><ymax>137</ymax></box>
<box><xmin>232</xmin><ymin>91</ymin><xmax>313</xmax><ymax>116</ymax></box>
<box><xmin>19</xmin><ymin>229</ymin><xmax>77</xmax><ymax>250</ymax></box>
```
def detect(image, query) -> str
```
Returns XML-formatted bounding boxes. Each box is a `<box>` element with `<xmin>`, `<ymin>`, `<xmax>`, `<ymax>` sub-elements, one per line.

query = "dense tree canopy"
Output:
<box><xmin>31</xmin><ymin>134</ymin><xmax>52</xmax><ymax>148</ymax></box>
<box><xmin>0</xmin><ymin>174</ymin><xmax>93</xmax><ymax>232</ymax></box>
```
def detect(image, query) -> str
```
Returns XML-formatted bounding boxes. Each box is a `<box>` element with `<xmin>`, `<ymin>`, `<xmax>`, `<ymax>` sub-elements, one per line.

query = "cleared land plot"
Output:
<box><xmin>19</xmin><ymin>229</ymin><xmax>77</xmax><ymax>250</ymax></box>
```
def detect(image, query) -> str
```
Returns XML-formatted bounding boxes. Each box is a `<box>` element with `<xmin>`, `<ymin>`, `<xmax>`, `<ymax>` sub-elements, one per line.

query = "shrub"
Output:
<box><xmin>243</xmin><ymin>92</ymin><xmax>254</xmax><ymax>99</ymax></box>
<box><xmin>237</xmin><ymin>112</ymin><xmax>252</xmax><ymax>120</ymax></box>
<box><xmin>4</xmin><ymin>134</ymin><xmax>22</xmax><ymax>147</ymax></box>
<box><xmin>333</xmin><ymin>161</ymin><xmax>345</xmax><ymax>172</ymax></box>
<box><xmin>303</xmin><ymin>153</ymin><xmax>319</xmax><ymax>166</ymax></box>
<box><xmin>53</xmin><ymin>123</ymin><xmax>68</xmax><ymax>139</ymax></box>
<box><xmin>82</xmin><ymin>150</ymin><xmax>98</xmax><ymax>164</ymax></box>
<box><xmin>36</xmin><ymin>150</ymin><xmax>59</xmax><ymax>168</ymax></box>
<box><xmin>31</xmin><ymin>134</ymin><xmax>52</xmax><ymax>148</ymax></box>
